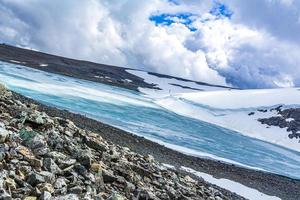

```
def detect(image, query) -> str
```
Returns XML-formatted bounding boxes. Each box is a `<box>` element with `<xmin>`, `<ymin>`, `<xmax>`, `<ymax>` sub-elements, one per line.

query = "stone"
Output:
<box><xmin>102</xmin><ymin>169</ymin><xmax>118</xmax><ymax>183</ymax></box>
<box><xmin>39</xmin><ymin>171</ymin><xmax>56</xmax><ymax>184</ymax></box>
<box><xmin>73</xmin><ymin>164</ymin><xmax>87</xmax><ymax>176</ymax></box>
<box><xmin>0</xmin><ymin>191</ymin><xmax>11</xmax><ymax>200</ymax></box>
<box><xmin>37</xmin><ymin>183</ymin><xmax>55</xmax><ymax>194</ymax></box>
<box><xmin>0</xmin><ymin>128</ymin><xmax>9</xmax><ymax>143</ymax></box>
<box><xmin>125</xmin><ymin>182</ymin><xmax>135</xmax><ymax>193</ymax></box>
<box><xmin>91</xmin><ymin>163</ymin><xmax>102</xmax><ymax>173</ymax></box>
<box><xmin>39</xmin><ymin>191</ymin><xmax>52</xmax><ymax>200</ymax></box>
<box><xmin>107</xmin><ymin>193</ymin><xmax>126</xmax><ymax>200</ymax></box>
<box><xmin>76</xmin><ymin>151</ymin><xmax>92</xmax><ymax>169</ymax></box>
<box><xmin>57</xmin><ymin>158</ymin><xmax>76</xmax><ymax>169</ymax></box>
<box><xmin>68</xmin><ymin>186</ymin><xmax>83</xmax><ymax>194</ymax></box>
<box><xmin>29</xmin><ymin>158</ymin><xmax>43</xmax><ymax>169</ymax></box>
<box><xmin>53</xmin><ymin>194</ymin><xmax>79</xmax><ymax>200</ymax></box>
<box><xmin>27</xmin><ymin>173</ymin><xmax>45</xmax><ymax>187</ymax></box>
<box><xmin>84</xmin><ymin>137</ymin><xmax>107</xmax><ymax>152</ymax></box>
<box><xmin>26</xmin><ymin>112</ymin><xmax>45</xmax><ymax>126</ymax></box>
<box><xmin>144</xmin><ymin>154</ymin><xmax>155</xmax><ymax>163</ymax></box>
<box><xmin>5</xmin><ymin>177</ymin><xmax>16</xmax><ymax>190</ymax></box>
<box><xmin>43</xmin><ymin>158</ymin><xmax>61</xmax><ymax>174</ymax></box>
<box><xmin>20</xmin><ymin>131</ymin><xmax>47</xmax><ymax>155</ymax></box>
<box><xmin>24</xmin><ymin>197</ymin><xmax>37</xmax><ymax>200</ymax></box>
<box><xmin>54</xmin><ymin>177</ymin><xmax>67</xmax><ymax>189</ymax></box>
<box><xmin>17</xmin><ymin>146</ymin><xmax>35</xmax><ymax>160</ymax></box>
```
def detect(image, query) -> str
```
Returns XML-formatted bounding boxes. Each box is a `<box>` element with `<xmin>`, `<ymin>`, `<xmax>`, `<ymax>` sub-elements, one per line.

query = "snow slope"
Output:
<box><xmin>127</xmin><ymin>70</ymin><xmax>300</xmax><ymax>152</ymax></box>
<box><xmin>155</xmin><ymin>88</ymin><xmax>300</xmax><ymax>151</ymax></box>
<box><xmin>127</xmin><ymin>70</ymin><xmax>230</xmax><ymax>97</ymax></box>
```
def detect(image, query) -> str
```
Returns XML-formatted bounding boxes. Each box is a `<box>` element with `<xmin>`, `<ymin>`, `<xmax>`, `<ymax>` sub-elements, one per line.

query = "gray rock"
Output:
<box><xmin>43</xmin><ymin>158</ymin><xmax>61</xmax><ymax>174</ymax></box>
<box><xmin>26</xmin><ymin>112</ymin><xmax>45</xmax><ymax>125</ymax></box>
<box><xmin>84</xmin><ymin>136</ymin><xmax>107</xmax><ymax>152</ymax></box>
<box><xmin>39</xmin><ymin>171</ymin><xmax>56</xmax><ymax>184</ymax></box>
<box><xmin>53</xmin><ymin>194</ymin><xmax>79</xmax><ymax>200</ymax></box>
<box><xmin>107</xmin><ymin>193</ymin><xmax>126</xmax><ymax>200</ymax></box>
<box><xmin>125</xmin><ymin>182</ymin><xmax>135</xmax><ymax>193</ymax></box>
<box><xmin>0</xmin><ymin>191</ymin><xmax>12</xmax><ymax>200</ymax></box>
<box><xmin>54</xmin><ymin>177</ymin><xmax>67</xmax><ymax>189</ymax></box>
<box><xmin>39</xmin><ymin>191</ymin><xmax>52</xmax><ymax>200</ymax></box>
<box><xmin>0</xmin><ymin>128</ymin><xmax>9</xmax><ymax>143</ymax></box>
<box><xmin>57</xmin><ymin>158</ymin><xmax>76</xmax><ymax>169</ymax></box>
<box><xmin>68</xmin><ymin>186</ymin><xmax>83</xmax><ymax>194</ymax></box>
<box><xmin>102</xmin><ymin>170</ymin><xmax>118</xmax><ymax>183</ymax></box>
<box><xmin>73</xmin><ymin>164</ymin><xmax>87</xmax><ymax>176</ymax></box>
<box><xmin>21</xmin><ymin>133</ymin><xmax>46</xmax><ymax>153</ymax></box>
<box><xmin>76</xmin><ymin>151</ymin><xmax>92</xmax><ymax>169</ymax></box>
<box><xmin>27</xmin><ymin>172</ymin><xmax>45</xmax><ymax>187</ymax></box>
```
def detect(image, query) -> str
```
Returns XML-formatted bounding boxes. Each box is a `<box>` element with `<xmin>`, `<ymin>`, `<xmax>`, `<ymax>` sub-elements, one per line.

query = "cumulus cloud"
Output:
<box><xmin>0</xmin><ymin>0</ymin><xmax>300</xmax><ymax>88</ymax></box>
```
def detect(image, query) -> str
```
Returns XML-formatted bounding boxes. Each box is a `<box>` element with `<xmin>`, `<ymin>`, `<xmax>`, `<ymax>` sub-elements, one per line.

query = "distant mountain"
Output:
<box><xmin>0</xmin><ymin>44</ymin><xmax>232</xmax><ymax>92</ymax></box>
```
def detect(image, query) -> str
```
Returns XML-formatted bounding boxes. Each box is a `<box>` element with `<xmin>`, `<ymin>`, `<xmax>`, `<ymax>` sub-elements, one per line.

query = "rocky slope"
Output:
<box><xmin>0</xmin><ymin>84</ymin><xmax>241</xmax><ymax>200</ymax></box>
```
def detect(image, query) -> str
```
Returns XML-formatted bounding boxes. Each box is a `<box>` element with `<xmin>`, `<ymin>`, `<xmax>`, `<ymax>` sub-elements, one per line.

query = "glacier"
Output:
<box><xmin>1</xmin><ymin>61</ymin><xmax>300</xmax><ymax>180</ymax></box>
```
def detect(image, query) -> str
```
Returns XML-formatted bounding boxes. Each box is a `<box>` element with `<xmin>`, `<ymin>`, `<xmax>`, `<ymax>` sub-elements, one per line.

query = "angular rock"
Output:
<box><xmin>0</xmin><ymin>191</ymin><xmax>11</xmax><ymax>200</ymax></box>
<box><xmin>76</xmin><ymin>150</ymin><xmax>92</xmax><ymax>169</ymax></box>
<box><xmin>54</xmin><ymin>177</ymin><xmax>67</xmax><ymax>189</ymax></box>
<box><xmin>39</xmin><ymin>191</ymin><xmax>52</xmax><ymax>200</ymax></box>
<box><xmin>83</xmin><ymin>136</ymin><xmax>107</xmax><ymax>152</ymax></box>
<box><xmin>0</xmin><ymin>128</ymin><xmax>9</xmax><ymax>143</ymax></box>
<box><xmin>43</xmin><ymin>158</ymin><xmax>61</xmax><ymax>174</ymax></box>
<box><xmin>102</xmin><ymin>169</ymin><xmax>118</xmax><ymax>183</ymax></box>
<box><xmin>37</xmin><ymin>183</ymin><xmax>55</xmax><ymax>194</ymax></box>
<box><xmin>39</xmin><ymin>171</ymin><xmax>56</xmax><ymax>184</ymax></box>
<box><xmin>68</xmin><ymin>186</ymin><xmax>83</xmax><ymax>195</ymax></box>
<box><xmin>27</xmin><ymin>173</ymin><xmax>45</xmax><ymax>187</ymax></box>
<box><xmin>107</xmin><ymin>193</ymin><xmax>126</xmax><ymax>200</ymax></box>
<box><xmin>24</xmin><ymin>196</ymin><xmax>37</xmax><ymax>200</ymax></box>
<box><xmin>53</xmin><ymin>194</ymin><xmax>79</xmax><ymax>200</ymax></box>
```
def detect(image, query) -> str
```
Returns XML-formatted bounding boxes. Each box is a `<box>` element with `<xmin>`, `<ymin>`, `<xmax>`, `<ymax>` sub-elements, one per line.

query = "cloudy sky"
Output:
<box><xmin>0</xmin><ymin>0</ymin><xmax>299</xmax><ymax>89</ymax></box>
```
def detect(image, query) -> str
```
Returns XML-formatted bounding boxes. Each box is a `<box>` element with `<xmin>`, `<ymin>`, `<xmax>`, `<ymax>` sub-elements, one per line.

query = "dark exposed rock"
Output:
<box><xmin>27</xmin><ymin>173</ymin><xmax>45</xmax><ymax>187</ymax></box>
<box><xmin>248</xmin><ymin>112</ymin><xmax>255</xmax><ymax>116</ymax></box>
<box><xmin>258</xmin><ymin>106</ymin><xmax>300</xmax><ymax>142</ymax></box>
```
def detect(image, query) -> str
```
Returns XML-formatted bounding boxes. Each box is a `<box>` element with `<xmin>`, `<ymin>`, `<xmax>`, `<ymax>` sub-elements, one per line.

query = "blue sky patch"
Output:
<box><xmin>210</xmin><ymin>2</ymin><xmax>233</xmax><ymax>19</ymax></box>
<box><xmin>149</xmin><ymin>13</ymin><xmax>197</xmax><ymax>31</ymax></box>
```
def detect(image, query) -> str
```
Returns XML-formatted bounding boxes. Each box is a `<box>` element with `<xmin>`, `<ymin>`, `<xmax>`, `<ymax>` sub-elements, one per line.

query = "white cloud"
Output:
<box><xmin>0</xmin><ymin>0</ymin><xmax>300</xmax><ymax>88</ymax></box>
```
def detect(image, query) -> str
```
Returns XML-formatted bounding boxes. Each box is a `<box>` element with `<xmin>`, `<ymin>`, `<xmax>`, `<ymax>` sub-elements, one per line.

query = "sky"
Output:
<box><xmin>0</xmin><ymin>0</ymin><xmax>300</xmax><ymax>89</ymax></box>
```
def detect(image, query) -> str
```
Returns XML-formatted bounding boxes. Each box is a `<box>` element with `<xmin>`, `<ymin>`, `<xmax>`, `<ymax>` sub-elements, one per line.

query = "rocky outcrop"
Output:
<box><xmin>0</xmin><ymin>84</ymin><xmax>233</xmax><ymax>199</ymax></box>
<box><xmin>258</xmin><ymin>106</ymin><xmax>300</xmax><ymax>141</ymax></box>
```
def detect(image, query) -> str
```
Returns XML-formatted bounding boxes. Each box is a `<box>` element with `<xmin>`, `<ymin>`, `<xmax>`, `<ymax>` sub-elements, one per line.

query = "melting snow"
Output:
<box><xmin>127</xmin><ymin>69</ymin><xmax>229</xmax><ymax>97</ymax></box>
<box><xmin>180</xmin><ymin>167</ymin><xmax>281</xmax><ymax>200</ymax></box>
<box><xmin>39</xmin><ymin>63</ymin><xmax>48</xmax><ymax>67</ymax></box>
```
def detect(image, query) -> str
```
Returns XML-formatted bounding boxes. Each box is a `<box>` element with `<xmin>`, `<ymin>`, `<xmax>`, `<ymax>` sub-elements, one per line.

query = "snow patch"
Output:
<box><xmin>181</xmin><ymin>167</ymin><xmax>281</xmax><ymax>200</ymax></box>
<box><xmin>178</xmin><ymin>88</ymin><xmax>300</xmax><ymax>109</ymax></box>
<box><xmin>9</xmin><ymin>60</ymin><xmax>26</xmax><ymax>64</ymax></box>
<box><xmin>162</xmin><ymin>163</ymin><xmax>175</xmax><ymax>169</ymax></box>
<box><xmin>124</xmin><ymin>79</ymin><xmax>132</xmax><ymax>83</ymax></box>
<box><xmin>39</xmin><ymin>63</ymin><xmax>48</xmax><ymax>67</ymax></box>
<box><xmin>127</xmin><ymin>69</ymin><xmax>229</xmax><ymax>97</ymax></box>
